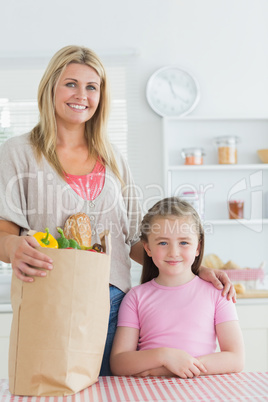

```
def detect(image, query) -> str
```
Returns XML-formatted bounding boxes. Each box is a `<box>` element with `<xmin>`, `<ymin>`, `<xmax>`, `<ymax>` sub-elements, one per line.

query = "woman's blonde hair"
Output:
<box><xmin>30</xmin><ymin>45</ymin><xmax>122</xmax><ymax>181</ymax></box>
<box><xmin>140</xmin><ymin>197</ymin><xmax>204</xmax><ymax>284</ymax></box>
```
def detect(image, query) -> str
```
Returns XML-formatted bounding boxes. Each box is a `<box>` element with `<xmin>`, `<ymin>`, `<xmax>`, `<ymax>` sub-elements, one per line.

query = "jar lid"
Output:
<box><xmin>181</xmin><ymin>190</ymin><xmax>204</xmax><ymax>195</ymax></box>
<box><xmin>181</xmin><ymin>147</ymin><xmax>205</xmax><ymax>157</ymax></box>
<box><xmin>228</xmin><ymin>199</ymin><xmax>244</xmax><ymax>204</ymax></box>
<box><xmin>182</xmin><ymin>191</ymin><xmax>195</xmax><ymax>195</ymax></box>
<box><xmin>214</xmin><ymin>136</ymin><xmax>240</xmax><ymax>145</ymax></box>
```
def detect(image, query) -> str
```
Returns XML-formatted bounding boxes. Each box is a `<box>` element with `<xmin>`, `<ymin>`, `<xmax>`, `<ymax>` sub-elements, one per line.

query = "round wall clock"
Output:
<box><xmin>146</xmin><ymin>66</ymin><xmax>200</xmax><ymax>117</ymax></box>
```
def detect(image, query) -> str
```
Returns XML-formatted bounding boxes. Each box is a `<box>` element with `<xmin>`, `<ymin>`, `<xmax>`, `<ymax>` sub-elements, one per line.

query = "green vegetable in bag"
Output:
<box><xmin>56</xmin><ymin>227</ymin><xmax>81</xmax><ymax>249</ymax></box>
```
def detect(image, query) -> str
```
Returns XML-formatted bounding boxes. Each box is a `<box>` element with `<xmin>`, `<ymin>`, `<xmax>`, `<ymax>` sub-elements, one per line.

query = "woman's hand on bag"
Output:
<box><xmin>198</xmin><ymin>265</ymin><xmax>236</xmax><ymax>303</ymax></box>
<box><xmin>7</xmin><ymin>235</ymin><xmax>53</xmax><ymax>282</ymax></box>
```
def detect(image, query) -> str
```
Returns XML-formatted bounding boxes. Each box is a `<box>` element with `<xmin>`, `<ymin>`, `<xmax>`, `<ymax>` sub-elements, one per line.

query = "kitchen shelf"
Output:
<box><xmin>164</xmin><ymin>116</ymin><xmax>268</xmax><ymax>121</ymax></box>
<box><xmin>204</xmin><ymin>219</ymin><xmax>268</xmax><ymax>226</ymax></box>
<box><xmin>168</xmin><ymin>164</ymin><xmax>268</xmax><ymax>171</ymax></box>
<box><xmin>162</xmin><ymin>117</ymin><xmax>268</xmax><ymax>269</ymax></box>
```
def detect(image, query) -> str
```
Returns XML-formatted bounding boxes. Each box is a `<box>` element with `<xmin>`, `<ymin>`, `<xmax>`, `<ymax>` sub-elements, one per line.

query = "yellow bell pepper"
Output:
<box><xmin>33</xmin><ymin>228</ymin><xmax>58</xmax><ymax>248</ymax></box>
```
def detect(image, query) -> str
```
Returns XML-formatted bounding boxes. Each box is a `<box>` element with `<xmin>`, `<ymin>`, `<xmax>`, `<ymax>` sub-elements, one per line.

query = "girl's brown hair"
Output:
<box><xmin>140</xmin><ymin>197</ymin><xmax>204</xmax><ymax>284</ymax></box>
<box><xmin>30</xmin><ymin>45</ymin><xmax>122</xmax><ymax>182</ymax></box>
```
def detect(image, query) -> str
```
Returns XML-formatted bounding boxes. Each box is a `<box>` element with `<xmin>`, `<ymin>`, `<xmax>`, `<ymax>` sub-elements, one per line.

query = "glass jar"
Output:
<box><xmin>228</xmin><ymin>200</ymin><xmax>244</xmax><ymax>219</ymax></box>
<box><xmin>181</xmin><ymin>147</ymin><xmax>205</xmax><ymax>165</ymax></box>
<box><xmin>215</xmin><ymin>136</ymin><xmax>239</xmax><ymax>164</ymax></box>
<box><xmin>180</xmin><ymin>191</ymin><xmax>205</xmax><ymax>221</ymax></box>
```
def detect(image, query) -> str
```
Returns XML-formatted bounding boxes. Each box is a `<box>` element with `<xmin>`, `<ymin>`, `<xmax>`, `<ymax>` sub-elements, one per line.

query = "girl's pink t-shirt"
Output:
<box><xmin>117</xmin><ymin>276</ymin><xmax>238</xmax><ymax>357</ymax></box>
<box><xmin>65</xmin><ymin>159</ymin><xmax>105</xmax><ymax>201</ymax></box>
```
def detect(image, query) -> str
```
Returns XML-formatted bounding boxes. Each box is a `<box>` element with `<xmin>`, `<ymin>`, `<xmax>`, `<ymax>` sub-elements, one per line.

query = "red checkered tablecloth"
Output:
<box><xmin>1</xmin><ymin>372</ymin><xmax>268</xmax><ymax>401</ymax></box>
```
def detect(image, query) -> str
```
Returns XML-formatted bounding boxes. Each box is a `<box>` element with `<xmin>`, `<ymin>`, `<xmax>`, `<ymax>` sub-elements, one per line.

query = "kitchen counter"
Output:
<box><xmin>237</xmin><ymin>289</ymin><xmax>268</xmax><ymax>299</ymax></box>
<box><xmin>1</xmin><ymin>292</ymin><xmax>267</xmax><ymax>311</ymax></box>
<box><xmin>1</xmin><ymin>373</ymin><xmax>268</xmax><ymax>401</ymax></box>
<box><xmin>0</xmin><ymin>304</ymin><xmax>12</xmax><ymax>313</ymax></box>
<box><xmin>1</xmin><ymin>298</ymin><xmax>267</xmax><ymax>311</ymax></box>
<box><xmin>237</xmin><ymin>291</ymin><xmax>268</xmax><ymax>305</ymax></box>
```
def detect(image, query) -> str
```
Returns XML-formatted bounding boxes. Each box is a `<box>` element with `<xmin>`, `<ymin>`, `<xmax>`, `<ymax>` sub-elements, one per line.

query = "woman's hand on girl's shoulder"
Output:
<box><xmin>198</xmin><ymin>265</ymin><xmax>236</xmax><ymax>303</ymax></box>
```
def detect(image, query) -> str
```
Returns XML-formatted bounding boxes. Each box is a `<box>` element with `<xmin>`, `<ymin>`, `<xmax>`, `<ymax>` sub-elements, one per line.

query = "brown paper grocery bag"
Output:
<box><xmin>8</xmin><ymin>231</ymin><xmax>111</xmax><ymax>397</ymax></box>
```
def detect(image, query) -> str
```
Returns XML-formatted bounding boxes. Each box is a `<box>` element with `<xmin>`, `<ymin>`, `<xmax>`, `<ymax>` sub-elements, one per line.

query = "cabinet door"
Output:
<box><xmin>236</xmin><ymin>304</ymin><xmax>268</xmax><ymax>372</ymax></box>
<box><xmin>242</xmin><ymin>328</ymin><xmax>268</xmax><ymax>371</ymax></box>
<box><xmin>0</xmin><ymin>313</ymin><xmax>12</xmax><ymax>379</ymax></box>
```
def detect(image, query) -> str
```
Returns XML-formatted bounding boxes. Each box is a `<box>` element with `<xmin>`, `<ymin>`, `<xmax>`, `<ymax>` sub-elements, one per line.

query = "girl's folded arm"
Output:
<box><xmin>110</xmin><ymin>326</ymin><xmax>165</xmax><ymax>376</ymax></box>
<box><xmin>110</xmin><ymin>326</ymin><xmax>207</xmax><ymax>377</ymax></box>
<box><xmin>197</xmin><ymin>320</ymin><xmax>245</xmax><ymax>375</ymax></box>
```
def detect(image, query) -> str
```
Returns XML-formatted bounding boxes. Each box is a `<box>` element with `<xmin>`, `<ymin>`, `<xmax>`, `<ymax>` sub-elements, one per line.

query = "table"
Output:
<box><xmin>0</xmin><ymin>372</ymin><xmax>268</xmax><ymax>401</ymax></box>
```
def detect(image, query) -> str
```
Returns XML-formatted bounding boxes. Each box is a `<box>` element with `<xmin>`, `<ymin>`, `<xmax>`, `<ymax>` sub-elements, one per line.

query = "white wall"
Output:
<box><xmin>1</xmin><ymin>0</ymin><xmax>268</xmax><ymax>200</ymax></box>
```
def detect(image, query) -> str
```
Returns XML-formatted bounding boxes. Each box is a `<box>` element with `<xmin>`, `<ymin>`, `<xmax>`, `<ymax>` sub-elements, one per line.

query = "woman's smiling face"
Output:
<box><xmin>54</xmin><ymin>63</ymin><xmax>101</xmax><ymax>128</ymax></box>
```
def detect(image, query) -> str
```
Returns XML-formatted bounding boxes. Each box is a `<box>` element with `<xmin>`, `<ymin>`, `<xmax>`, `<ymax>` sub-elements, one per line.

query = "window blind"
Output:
<box><xmin>0</xmin><ymin>93</ymin><xmax>128</xmax><ymax>158</ymax></box>
<box><xmin>102</xmin><ymin>53</ymin><xmax>141</xmax><ymax>182</ymax></box>
<box><xmin>0</xmin><ymin>99</ymin><xmax>39</xmax><ymax>143</ymax></box>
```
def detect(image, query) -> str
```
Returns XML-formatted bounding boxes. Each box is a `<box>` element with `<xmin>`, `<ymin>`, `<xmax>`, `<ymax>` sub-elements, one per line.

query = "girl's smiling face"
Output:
<box><xmin>143</xmin><ymin>215</ymin><xmax>200</xmax><ymax>286</ymax></box>
<box><xmin>54</xmin><ymin>63</ymin><xmax>101</xmax><ymax>128</ymax></box>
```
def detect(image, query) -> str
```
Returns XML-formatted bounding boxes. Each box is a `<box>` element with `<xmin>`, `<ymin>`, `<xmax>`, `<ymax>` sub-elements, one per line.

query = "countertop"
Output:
<box><xmin>0</xmin><ymin>304</ymin><xmax>12</xmax><ymax>313</ymax></box>
<box><xmin>236</xmin><ymin>290</ymin><xmax>268</xmax><ymax>304</ymax></box>
<box><xmin>1</xmin><ymin>373</ymin><xmax>268</xmax><ymax>401</ymax></box>
<box><xmin>1</xmin><ymin>291</ymin><xmax>268</xmax><ymax>313</ymax></box>
<box><xmin>237</xmin><ymin>289</ymin><xmax>268</xmax><ymax>299</ymax></box>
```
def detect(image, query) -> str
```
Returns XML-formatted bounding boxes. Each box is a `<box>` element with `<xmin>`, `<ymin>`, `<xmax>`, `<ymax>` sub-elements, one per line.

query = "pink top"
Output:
<box><xmin>65</xmin><ymin>159</ymin><xmax>105</xmax><ymax>200</ymax></box>
<box><xmin>117</xmin><ymin>276</ymin><xmax>238</xmax><ymax>357</ymax></box>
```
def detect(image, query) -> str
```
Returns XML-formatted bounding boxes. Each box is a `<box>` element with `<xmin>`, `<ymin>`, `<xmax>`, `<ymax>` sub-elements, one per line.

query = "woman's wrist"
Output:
<box><xmin>0</xmin><ymin>232</ymin><xmax>17</xmax><ymax>263</ymax></box>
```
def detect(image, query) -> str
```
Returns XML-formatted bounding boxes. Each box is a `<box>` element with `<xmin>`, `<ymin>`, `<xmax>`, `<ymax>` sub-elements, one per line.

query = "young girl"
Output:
<box><xmin>110</xmin><ymin>197</ymin><xmax>244</xmax><ymax>378</ymax></box>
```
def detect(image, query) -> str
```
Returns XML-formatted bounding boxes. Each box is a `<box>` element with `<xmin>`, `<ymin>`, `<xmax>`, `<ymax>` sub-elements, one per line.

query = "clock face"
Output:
<box><xmin>146</xmin><ymin>66</ymin><xmax>200</xmax><ymax>117</ymax></box>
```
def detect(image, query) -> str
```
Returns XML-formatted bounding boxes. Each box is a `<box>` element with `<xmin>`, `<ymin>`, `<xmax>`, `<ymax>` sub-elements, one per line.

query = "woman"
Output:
<box><xmin>0</xmin><ymin>45</ymin><xmax>234</xmax><ymax>375</ymax></box>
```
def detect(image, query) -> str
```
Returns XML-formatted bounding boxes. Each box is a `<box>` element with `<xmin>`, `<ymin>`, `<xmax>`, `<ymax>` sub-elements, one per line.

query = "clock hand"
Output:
<box><xmin>167</xmin><ymin>80</ymin><xmax>188</xmax><ymax>104</ymax></box>
<box><xmin>168</xmin><ymin>80</ymin><xmax>177</xmax><ymax>98</ymax></box>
